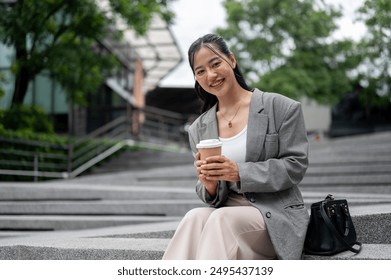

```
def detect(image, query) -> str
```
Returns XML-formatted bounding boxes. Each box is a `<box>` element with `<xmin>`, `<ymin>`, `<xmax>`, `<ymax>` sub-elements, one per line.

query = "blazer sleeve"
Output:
<box><xmin>188</xmin><ymin>124</ymin><xmax>229</xmax><ymax>208</ymax></box>
<box><xmin>236</xmin><ymin>101</ymin><xmax>309</xmax><ymax>193</ymax></box>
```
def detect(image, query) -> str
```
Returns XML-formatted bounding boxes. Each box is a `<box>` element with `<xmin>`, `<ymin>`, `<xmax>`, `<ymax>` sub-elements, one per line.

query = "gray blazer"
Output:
<box><xmin>187</xmin><ymin>89</ymin><xmax>310</xmax><ymax>260</ymax></box>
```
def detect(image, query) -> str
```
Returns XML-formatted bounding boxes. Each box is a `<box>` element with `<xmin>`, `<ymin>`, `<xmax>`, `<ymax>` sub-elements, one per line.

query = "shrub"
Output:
<box><xmin>0</xmin><ymin>105</ymin><xmax>54</xmax><ymax>134</ymax></box>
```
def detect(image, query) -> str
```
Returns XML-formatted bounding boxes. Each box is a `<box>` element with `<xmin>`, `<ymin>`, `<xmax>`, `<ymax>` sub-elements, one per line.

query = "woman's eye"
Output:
<box><xmin>212</xmin><ymin>61</ymin><xmax>221</xmax><ymax>68</ymax></box>
<box><xmin>196</xmin><ymin>70</ymin><xmax>204</xmax><ymax>76</ymax></box>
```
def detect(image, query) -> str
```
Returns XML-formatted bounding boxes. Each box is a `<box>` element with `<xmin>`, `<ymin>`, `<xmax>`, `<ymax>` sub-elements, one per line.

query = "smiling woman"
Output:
<box><xmin>162</xmin><ymin>34</ymin><xmax>310</xmax><ymax>260</ymax></box>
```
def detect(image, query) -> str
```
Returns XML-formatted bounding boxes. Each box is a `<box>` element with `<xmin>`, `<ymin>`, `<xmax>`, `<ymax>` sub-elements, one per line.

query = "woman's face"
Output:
<box><xmin>193</xmin><ymin>46</ymin><xmax>237</xmax><ymax>98</ymax></box>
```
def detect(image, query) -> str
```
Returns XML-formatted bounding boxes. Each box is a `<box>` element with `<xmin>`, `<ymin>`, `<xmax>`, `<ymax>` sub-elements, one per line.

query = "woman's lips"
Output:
<box><xmin>210</xmin><ymin>79</ymin><xmax>224</xmax><ymax>88</ymax></box>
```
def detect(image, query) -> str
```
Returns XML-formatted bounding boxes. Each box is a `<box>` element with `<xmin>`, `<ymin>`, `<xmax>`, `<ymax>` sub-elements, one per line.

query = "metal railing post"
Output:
<box><xmin>33</xmin><ymin>153</ymin><xmax>39</xmax><ymax>182</ymax></box>
<box><xmin>67</xmin><ymin>142</ymin><xmax>73</xmax><ymax>177</ymax></box>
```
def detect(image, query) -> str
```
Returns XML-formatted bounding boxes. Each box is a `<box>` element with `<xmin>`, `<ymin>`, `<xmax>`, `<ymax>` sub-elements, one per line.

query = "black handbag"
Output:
<box><xmin>304</xmin><ymin>194</ymin><xmax>362</xmax><ymax>255</ymax></box>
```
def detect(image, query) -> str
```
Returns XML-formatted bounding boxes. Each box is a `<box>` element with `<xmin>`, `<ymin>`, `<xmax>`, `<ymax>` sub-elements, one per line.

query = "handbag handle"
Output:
<box><xmin>320</xmin><ymin>201</ymin><xmax>362</xmax><ymax>254</ymax></box>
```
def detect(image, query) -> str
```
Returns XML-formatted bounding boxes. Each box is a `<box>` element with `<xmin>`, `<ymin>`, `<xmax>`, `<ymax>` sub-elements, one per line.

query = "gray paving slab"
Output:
<box><xmin>306</xmin><ymin>164</ymin><xmax>391</xmax><ymax>175</ymax></box>
<box><xmin>303</xmin><ymin>244</ymin><xmax>391</xmax><ymax>260</ymax></box>
<box><xmin>0</xmin><ymin>183</ymin><xmax>197</xmax><ymax>200</ymax></box>
<box><xmin>0</xmin><ymin>221</ymin><xmax>180</xmax><ymax>243</ymax></box>
<box><xmin>0</xmin><ymin>215</ymin><xmax>181</xmax><ymax>230</ymax></box>
<box><xmin>0</xmin><ymin>221</ymin><xmax>179</xmax><ymax>260</ymax></box>
<box><xmin>0</xmin><ymin>245</ymin><xmax>165</xmax><ymax>260</ymax></box>
<box><xmin>0</xmin><ymin>199</ymin><xmax>203</xmax><ymax>216</ymax></box>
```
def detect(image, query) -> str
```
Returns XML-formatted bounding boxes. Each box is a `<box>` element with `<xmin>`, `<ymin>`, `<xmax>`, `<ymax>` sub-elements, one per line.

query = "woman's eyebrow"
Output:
<box><xmin>194</xmin><ymin>56</ymin><xmax>221</xmax><ymax>71</ymax></box>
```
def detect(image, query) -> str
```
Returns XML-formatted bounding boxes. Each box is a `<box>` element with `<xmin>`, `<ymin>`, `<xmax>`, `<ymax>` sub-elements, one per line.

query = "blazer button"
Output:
<box><xmin>249</xmin><ymin>197</ymin><xmax>256</xmax><ymax>203</ymax></box>
<box><xmin>266</xmin><ymin>212</ymin><xmax>271</xmax><ymax>218</ymax></box>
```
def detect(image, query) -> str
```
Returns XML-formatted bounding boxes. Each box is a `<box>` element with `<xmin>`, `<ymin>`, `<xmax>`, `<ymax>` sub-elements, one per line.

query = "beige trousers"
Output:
<box><xmin>162</xmin><ymin>193</ymin><xmax>276</xmax><ymax>260</ymax></box>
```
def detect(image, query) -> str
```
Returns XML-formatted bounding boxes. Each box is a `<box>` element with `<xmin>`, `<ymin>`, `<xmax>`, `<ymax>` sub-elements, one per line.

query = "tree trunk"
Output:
<box><xmin>11</xmin><ymin>66</ymin><xmax>31</xmax><ymax>108</ymax></box>
<box><xmin>11</xmin><ymin>46</ymin><xmax>32</xmax><ymax>108</ymax></box>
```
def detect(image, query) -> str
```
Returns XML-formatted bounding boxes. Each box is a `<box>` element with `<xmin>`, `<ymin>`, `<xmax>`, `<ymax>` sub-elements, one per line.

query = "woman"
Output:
<box><xmin>162</xmin><ymin>34</ymin><xmax>309</xmax><ymax>260</ymax></box>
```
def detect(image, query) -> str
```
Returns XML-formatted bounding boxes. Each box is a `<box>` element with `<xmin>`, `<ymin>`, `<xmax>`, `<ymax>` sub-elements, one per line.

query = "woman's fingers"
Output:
<box><xmin>199</xmin><ymin>156</ymin><xmax>240</xmax><ymax>182</ymax></box>
<box><xmin>205</xmin><ymin>155</ymin><xmax>226</xmax><ymax>163</ymax></box>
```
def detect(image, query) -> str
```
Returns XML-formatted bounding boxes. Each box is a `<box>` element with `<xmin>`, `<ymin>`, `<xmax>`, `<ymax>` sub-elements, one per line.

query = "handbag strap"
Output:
<box><xmin>320</xmin><ymin>201</ymin><xmax>362</xmax><ymax>254</ymax></box>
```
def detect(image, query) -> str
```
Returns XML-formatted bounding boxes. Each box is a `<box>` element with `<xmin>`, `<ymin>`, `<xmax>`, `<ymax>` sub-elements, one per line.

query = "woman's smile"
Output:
<box><xmin>210</xmin><ymin>78</ymin><xmax>225</xmax><ymax>88</ymax></box>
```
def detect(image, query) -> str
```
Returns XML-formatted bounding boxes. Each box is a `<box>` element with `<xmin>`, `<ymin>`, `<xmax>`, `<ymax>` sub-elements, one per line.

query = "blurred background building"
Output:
<box><xmin>0</xmin><ymin>14</ymin><xmax>183</xmax><ymax>137</ymax></box>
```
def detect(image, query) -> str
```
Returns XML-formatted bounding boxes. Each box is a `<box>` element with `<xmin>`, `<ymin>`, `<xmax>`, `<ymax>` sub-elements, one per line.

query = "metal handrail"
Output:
<box><xmin>70</xmin><ymin>141</ymin><xmax>126</xmax><ymax>178</ymax></box>
<box><xmin>0</xmin><ymin>105</ymin><xmax>188</xmax><ymax>181</ymax></box>
<box><xmin>0</xmin><ymin>136</ymin><xmax>68</xmax><ymax>149</ymax></box>
<box><xmin>0</xmin><ymin>149</ymin><xmax>67</xmax><ymax>160</ymax></box>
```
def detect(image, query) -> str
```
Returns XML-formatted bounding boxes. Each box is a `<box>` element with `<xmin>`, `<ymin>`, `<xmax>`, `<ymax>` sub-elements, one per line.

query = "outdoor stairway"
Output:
<box><xmin>301</xmin><ymin>132</ymin><xmax>391</xmax><ymax>194</ymax></box>
<box><xmin>90</xmin><ymin>149</ymin><xmax>193</xmax><ymax>173</ymax></box>
<box><xmin>0</xmin><ymin>131</ymin><xmax>390</xmax><ymax>259</ymax></box>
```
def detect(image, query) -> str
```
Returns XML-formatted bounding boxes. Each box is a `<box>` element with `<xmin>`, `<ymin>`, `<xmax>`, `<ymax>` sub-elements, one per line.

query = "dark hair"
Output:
<box><xmin>188</xmin><ymin>33</ymin><xmax>252</xmax><ymax>113</ymax></box>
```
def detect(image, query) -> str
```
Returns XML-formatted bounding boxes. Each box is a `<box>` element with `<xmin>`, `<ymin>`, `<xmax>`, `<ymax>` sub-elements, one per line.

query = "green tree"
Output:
<box><xmin>356</xmin><ymin>0</ymin><xmax>391</xmax><ymax>109</ymax></box>
<box><xmin>216</xmin><ymin>0</ymin><xmax>358</xmax><ymax>104</ymax></box>
<box><xmin>0</xmin><ymin>0</ymin><xmax>174</xmax><ymax>108</ymax></box>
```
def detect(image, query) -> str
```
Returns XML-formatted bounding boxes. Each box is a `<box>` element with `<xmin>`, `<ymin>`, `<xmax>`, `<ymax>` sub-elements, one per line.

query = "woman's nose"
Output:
<box><xmin>206</xmin><ymin>68</ymin><xmax>217</xmax><ymax>79</ymax></box>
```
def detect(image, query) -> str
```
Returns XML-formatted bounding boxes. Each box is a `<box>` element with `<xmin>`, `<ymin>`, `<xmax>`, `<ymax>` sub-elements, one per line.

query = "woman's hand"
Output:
<box><xmin>195</xmin><ymin>153</ymin><xmax>240</xmax><ymax>197</ymax></box>
<box><xmin>200</xmin><ymin>155</ymin><xmax>240</xmax><ymax>182</ymax></box>
<box><xmin>195</xmin><ymin>152</ymin><xmax>220</xmax><ymax>196</ymax></box>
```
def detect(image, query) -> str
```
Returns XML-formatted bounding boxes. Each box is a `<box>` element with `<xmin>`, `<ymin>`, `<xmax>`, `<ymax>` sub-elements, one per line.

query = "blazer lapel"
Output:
<box><xmin>198</xmin><ymin>103</ymin><xmax>219</xmax><ymax>140</ymax></box>
<box><xmin>246</xmin><ymin>90</ymin><xmax>269</xmax><ymax>162</ymax></box>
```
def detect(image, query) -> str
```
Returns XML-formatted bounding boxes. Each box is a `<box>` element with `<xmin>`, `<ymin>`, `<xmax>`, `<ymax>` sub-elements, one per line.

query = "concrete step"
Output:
<box><xmin>0</xmin><ymin>215</ymin><xmax>180</xmax><ymax>231</ymax></box>
<box><xmin>0</xmin><ymin>196</ymin><xmax>389</xmax><ymax>215</ymax></box>
<box><xmin>92</xmin><ymin>149</ymin><xmax>193</xmax><ymax>173</ymax></box>
<box><xmin>300</xmin><ymin>174</ymin><xmax>391</xmax><ymax>186</ymax></box>
<box><xmin>0</xmin><ymin>184</ymin><xmax>197</xmax><ymax>201</ymax></box>
<box><xmin>306</xmin><ymin>164</ymin><xmax>391</xmax><ymax>175</ymax></box>
<box><xmin>0</xmin><ymin>221</ymin><xmax>178</xmax><ymax>260</ymax></box>
<box><xmin>0</xmin><ymin>199</ymin><xmax>203</xmax><ymax>216</ymax></box>
<box><xmin>60</xmin><ymin>165</ymin><xmax>197</xmax><ymax>186</ymax></box>
<box><xmin>0</xmin><ymin>240</ymin><xmax>168</xmax><ymax>260</ymax></box>
<box><xmin>309</xmin><ymin>131</ymin><xmax>391</xmax><ymax>149</ymax></box>
<box><xmin>0</xmin><ymin>218</ymin><xmax>389</xmax><ymax>260</ymax></box>
<box><xmin>1</xmin><ymin>241</ymin><xmax>389</xmax><ymax>260</ymax></box>
<box><xmin>0</xmin><ymin>199</ymin><xmax>389</xmax><ymax>243</ymax></box>
<box><xmin>299</xmin><ymin>185</ymin><xmax>391</xmax><ymax>194</ymax></box>
<box><xmin>304</xmin><ymin>194</ymin><xmax>391</xmax><ymax>207</ymax></box>
<box><xmin>302</xmin><ymin>244</ymin><xmax>391</xmax><ymax>260</ymax></box>
<box><xmin>308</xmin><ymin>155</ymin><xmax>391</xmax><ymax>165</ymax></box>
<box><xmin>309</xmin><ymin>141</ymin><xmax>391</xmax><ymax>153</ymax></box>
<box><xmin>131</xmin><ymin>173</ymin><xmax>391</xmax><ymax>186</ymax></box>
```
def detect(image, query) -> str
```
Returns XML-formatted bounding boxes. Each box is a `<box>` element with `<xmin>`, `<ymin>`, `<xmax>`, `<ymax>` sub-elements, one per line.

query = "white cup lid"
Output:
<box><xmin>196</xmin><ymin>139</ymin><xmax>223</xmax><ymax>149</ymax></box>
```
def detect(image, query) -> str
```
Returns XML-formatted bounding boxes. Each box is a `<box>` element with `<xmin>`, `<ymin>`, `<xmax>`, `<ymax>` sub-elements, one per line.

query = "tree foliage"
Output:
<box><xmin>0</xmin><ymin>105</ymin><xmax>54</xmax><ymax>133</ymax></box>
<box><xmin>356</xmin><ymin>0</ymin><xmax>391</xmax><ymax>107</ymax></box>
<box><xmin>216</xmin><ymin>0</ymin><xmax>359</xmax><ymax>104</ymax></box>
<box><xmin>0</xmin><ymin>0</ymin><xmax>174</xmax><ymax>108</ymax></box>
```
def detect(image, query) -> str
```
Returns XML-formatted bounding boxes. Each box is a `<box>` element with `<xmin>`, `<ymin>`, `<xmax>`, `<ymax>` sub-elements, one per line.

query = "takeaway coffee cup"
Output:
<box><xmin>196</xmin><ymin>139</ymin><xmax>222</xmax><ymax>161</ymax></box>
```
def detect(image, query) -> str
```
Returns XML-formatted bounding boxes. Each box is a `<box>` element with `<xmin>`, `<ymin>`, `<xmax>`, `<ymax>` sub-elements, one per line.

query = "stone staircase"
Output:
<box><xmin>0</xmin><ymin>131</ymin><xmax>390</xmax><ymax>260</ymax></box>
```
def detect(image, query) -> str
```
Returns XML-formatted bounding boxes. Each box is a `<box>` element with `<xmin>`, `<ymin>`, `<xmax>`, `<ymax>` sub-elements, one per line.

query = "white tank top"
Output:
<box><xmin>219</xmin><ymin>126</ymin><xmax>247</xmax><ymax>163</ymax></box>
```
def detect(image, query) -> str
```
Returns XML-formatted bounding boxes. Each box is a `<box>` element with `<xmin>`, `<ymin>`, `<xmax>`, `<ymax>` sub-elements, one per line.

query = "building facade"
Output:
<box><xmin>0</xmin><ymin>13</ymin><xmax>182</xmax><ymax>136</ymax></box>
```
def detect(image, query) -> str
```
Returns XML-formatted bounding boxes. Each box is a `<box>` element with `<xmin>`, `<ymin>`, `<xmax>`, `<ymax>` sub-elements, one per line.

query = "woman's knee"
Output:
<box><xmin>206</xmin><ymin>206</ymin><xmax>262</xmax><ymax>230</ymax></box>
<box><xmin>182</xmin><ymin>207</ymin><xmax>214</xmax><ymax>223</ymax></box>
<box><xmin>205</xmin><ymin>207</ymin><xmax>232</xmax><ymax>227</ymax></box>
